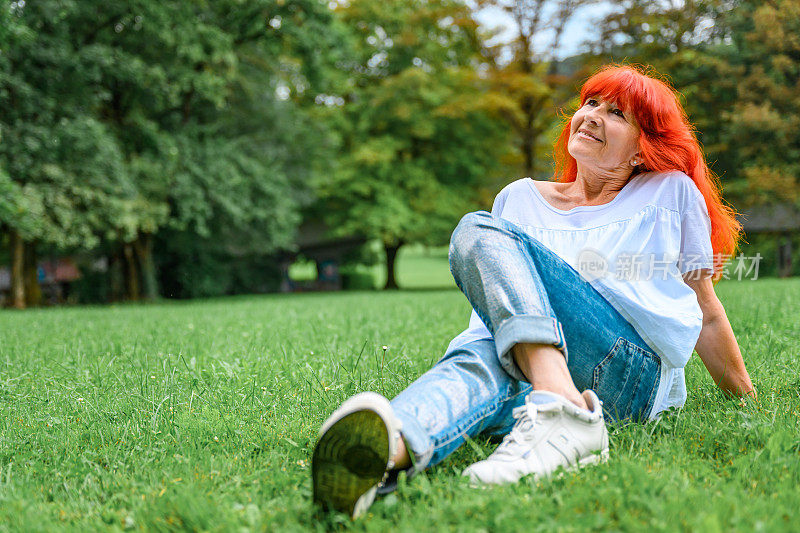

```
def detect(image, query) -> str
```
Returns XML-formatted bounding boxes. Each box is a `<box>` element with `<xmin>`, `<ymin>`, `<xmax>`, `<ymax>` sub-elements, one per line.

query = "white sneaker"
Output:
<box><xmin>312</xmin><ymin>392</ymin><xmax>402</xmax><ymax>517</ymax></box>
<box><xmin>462</xmin><ymin>390</ymin><xmax>609</xmax><ymax>485</ymax></box>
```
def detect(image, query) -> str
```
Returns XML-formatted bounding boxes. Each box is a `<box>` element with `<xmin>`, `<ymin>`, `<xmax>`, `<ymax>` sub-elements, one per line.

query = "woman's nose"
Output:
<box><xmin>584</xmin><ymin>106</ymin><xmax>603</xmax><ymax>124</ymax></box>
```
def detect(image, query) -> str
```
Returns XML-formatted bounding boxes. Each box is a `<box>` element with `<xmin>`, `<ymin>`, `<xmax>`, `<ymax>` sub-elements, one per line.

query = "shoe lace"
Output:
<box><xmin>494</xmin><ymin>402</ymin><xmax>546</xmax><ymax>457</ymax></box>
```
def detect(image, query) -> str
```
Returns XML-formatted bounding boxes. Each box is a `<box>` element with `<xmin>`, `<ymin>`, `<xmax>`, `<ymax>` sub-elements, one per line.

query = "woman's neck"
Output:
<box><xmin>568</xmin><ymin>167</ymin><xmax>633</xmax><ymax>204</ymax></box>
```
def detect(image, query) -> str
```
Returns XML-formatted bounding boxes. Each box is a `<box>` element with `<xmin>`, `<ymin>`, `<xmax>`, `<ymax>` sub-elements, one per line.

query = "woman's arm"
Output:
<box><xmin>682</xmin><ymin>271</ymin><xmax>756</xmax><ymax>399</ymax></box>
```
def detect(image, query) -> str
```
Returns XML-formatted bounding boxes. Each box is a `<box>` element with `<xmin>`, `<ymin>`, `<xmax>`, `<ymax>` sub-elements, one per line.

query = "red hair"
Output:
<box><xmin>553</xmin><ymin>64</ymin><xmax>741</xmax><ymax>282</ymax></box>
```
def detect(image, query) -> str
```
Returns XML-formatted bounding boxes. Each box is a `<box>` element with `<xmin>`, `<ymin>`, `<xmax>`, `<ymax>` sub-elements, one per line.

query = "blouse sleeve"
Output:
<box><xmin>677</xmin><ymin>191</ymin><xmax>714</xmax><ymax>274</ymax></box>
<box><xmin>490</xmin><ymin>183</ymin><xmax>511</xmax><ymax>217</ymax></box>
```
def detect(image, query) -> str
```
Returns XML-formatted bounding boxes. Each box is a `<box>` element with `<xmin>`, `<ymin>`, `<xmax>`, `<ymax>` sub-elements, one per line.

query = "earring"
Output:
<box><xmin>631</xmin><ymin>159</ymin><xmax>639</xmax><ymax>166</ymax></box>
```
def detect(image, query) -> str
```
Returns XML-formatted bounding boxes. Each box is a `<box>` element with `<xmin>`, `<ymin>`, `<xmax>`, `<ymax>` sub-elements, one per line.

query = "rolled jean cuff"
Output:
<box><xmin>390</xmin><ymin>409</ymin><xmax>434</xmax><ymax>478</ymax></box>
<box><xmin>494</xmin><ymin>314</ymin><xmax>569</xmax><ymax>382</ymax></box>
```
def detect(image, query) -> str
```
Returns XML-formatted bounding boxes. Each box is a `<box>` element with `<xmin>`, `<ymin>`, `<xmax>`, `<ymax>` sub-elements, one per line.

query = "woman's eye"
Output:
<box><xmin>585</xmin><ymin>99</ymin><xmax>624</xmax><ymax>118</ymax></box>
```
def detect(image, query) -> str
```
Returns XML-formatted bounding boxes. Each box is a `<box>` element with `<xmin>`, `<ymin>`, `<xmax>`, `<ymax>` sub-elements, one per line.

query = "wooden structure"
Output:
<box><xmin>279</xmin><ymin>221</ymin><xmax>367</xmax><ymax>291</ymax></box>
<box><xmin>0</xmin><ymin>257</ymin><xmax>82</xmax><ymax>306</ymax></box>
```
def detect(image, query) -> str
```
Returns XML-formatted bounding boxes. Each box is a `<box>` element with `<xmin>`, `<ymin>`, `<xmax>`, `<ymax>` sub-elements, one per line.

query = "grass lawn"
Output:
<box><xmin>1</xmin><ymin>273</ymin><xmax>799</xmax><ymax>531</ymax></box>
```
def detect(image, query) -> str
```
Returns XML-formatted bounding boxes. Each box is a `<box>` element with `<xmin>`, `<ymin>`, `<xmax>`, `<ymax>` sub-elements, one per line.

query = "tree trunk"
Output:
<box><xmin>522</xmin><ymin>119</ymin><xmax>535</xmax><ymax>176</ymax></box>
<box><xmin>778</xmin><ymin>234</ymin><xmax>792</xmax><ymax>278</ymax></box>
<box><xmin>134</xmin><ymin>232</ymin><xmax>158</xmax><ymax>300</ymax></box>
<box><xmin>23</xmin><ymin>242</ymin><xmax>42</xmax><ymax>307</ymax></box>
<box><xmin>520</xmin><ymin>34</ymin><xmax>535</xmax><ymax>177</ymax></box>
<box><xmin>109</xmin><ymin>251</ymin><xmax>125</xmax><ymax>302</ymax></box>
<box><xmin>123</xmin><ymin>242</ymin><xmax>140</xmax><ymax>301</ymax></box>
<box><xmin>9</xmin><ymin>229</ymin><xmax>25</xmax><ymax>309</ymax></box>
<box><xmin>521</xmin><ymin>92</ymin><xmax>535</xmax><ymax>176</ymax></box>
<box><xmin>383</xmin><ymin>242</ymin><xmax>402</xmax><ymax>290</ymax></box>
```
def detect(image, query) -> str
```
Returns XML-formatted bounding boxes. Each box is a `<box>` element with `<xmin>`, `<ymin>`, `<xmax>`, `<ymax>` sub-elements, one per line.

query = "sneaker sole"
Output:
<box><xmin>312</xmin><ymin>408</ymin><xmax>391</xmax><ymax>517</ymax></box>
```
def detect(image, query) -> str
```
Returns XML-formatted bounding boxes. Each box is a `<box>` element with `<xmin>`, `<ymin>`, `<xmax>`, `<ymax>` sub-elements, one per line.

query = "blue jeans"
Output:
<box><xmin>390</xmin><ymin>211</ymin><xmax>661</xmax><ymax>474</ymax></box>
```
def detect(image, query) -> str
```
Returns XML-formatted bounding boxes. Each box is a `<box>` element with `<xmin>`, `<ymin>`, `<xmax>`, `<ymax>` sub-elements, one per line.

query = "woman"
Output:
<box><xmin>311</xmin><ymin>64</ymin><xmax>755</xmax><ymax>517</ymax></box>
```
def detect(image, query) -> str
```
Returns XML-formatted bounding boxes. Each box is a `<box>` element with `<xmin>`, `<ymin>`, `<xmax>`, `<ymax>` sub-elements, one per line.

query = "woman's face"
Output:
<box><xmin>567</xmin><ymin>95</ymin><xmax>641</xmax><ymax>174</ymax></box>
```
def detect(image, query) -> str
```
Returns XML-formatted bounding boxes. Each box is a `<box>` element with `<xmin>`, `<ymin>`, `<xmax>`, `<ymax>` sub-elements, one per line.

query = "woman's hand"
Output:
<box><xmin>683</xmin><ymin>271</ymin><xmax>756</xmax><ymax>399</ymax></box>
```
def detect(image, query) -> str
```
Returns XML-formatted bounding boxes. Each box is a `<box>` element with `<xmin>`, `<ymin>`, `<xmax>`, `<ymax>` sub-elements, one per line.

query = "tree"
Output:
<box><xmin>83</xmin><ymin>0</ymin><xmax>346</xmax><ymax>300</ymax></box>
<box><xmin>146</xmin><ymin>0</ymin><xmax>347</xmax><ymax>298</ymax></box>
<box><xmin>0</xmin><ymin>1</ymin><xmax>136</xmax><ymax>308</ymax></box>
<box><xmin>714</xmin><ymin>0</ymin><xmax>800</xmax><ymax>208</ymax></box>
<box><xmin>0</xmin><ymin>0</ymin><xmax>348</xmax><ymax>305</ymax></box>
<box><xmin>475</xmin><ymin>0</ymin><xmax>600</xmax><ymax>177</ymax></box>
<box><xmin>319</xmin><ymin>0</ymin><xmax>513</xmax><ymax>289</ymax></box>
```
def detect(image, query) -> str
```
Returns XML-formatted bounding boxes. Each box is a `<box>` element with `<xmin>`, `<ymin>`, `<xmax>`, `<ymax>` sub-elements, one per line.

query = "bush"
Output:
<box><xmin>155</xmin><ymin>230</ymin><xmax>283</xmax><ymax>299</ymax></box>
<box><xmin>341</xmin><ymin>268</ymin><xmax>377</xmax><ymax>290</ymax></box>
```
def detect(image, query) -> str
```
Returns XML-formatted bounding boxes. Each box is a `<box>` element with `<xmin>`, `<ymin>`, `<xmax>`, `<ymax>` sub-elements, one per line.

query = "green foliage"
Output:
<box><xmin>475</xmin><ymin>0</ymin><xmax>599</xmax><ymax>177</ymax></box>
<box><xmin>154</xmin><ymin>229</ymin><xmax>283</xmax><ymax>299</ymax></box>
<box><xmin>715</xmin><ymin>0</ymin><xmax>800</xmax><ymax>206</ymax></box>
<box><xmin>0</xmin><ymin>280</ymin><xmax>798</xmax><ymax>529</ymax></box>
<box><xmin>733</xmin><ymin>232</ymin><xmax>800</xmax><ymax>278</ymax></box>
<box><xmin>0</xmin><ymin>0</ymin><xmax>347</xmax><ymax>303</ymax></box>
<box><xmin>316</xmin><ymin>0</ymin><xmax>513</xmax><ymax>253</ymax></box>
<box><xmin>0</xmin><ymin>0</ymin><xmax>136</xmax><ymax>248</ymax></box>
<box><xmin>3</xmin><ymin>0</ymin><xmax>800</xmax><ymax>303</ymax></box>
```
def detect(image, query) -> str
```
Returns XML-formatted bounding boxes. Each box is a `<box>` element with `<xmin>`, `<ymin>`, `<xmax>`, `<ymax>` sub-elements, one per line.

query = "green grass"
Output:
<box><xmin>1</xmin><ymin>276</ymin><xmax>799</xmax><ymax>531</ymax></box>
<box><xmin>386</xmin><ymin>245</ymin><xmax>455</xmax><ymax>289</ymax></box>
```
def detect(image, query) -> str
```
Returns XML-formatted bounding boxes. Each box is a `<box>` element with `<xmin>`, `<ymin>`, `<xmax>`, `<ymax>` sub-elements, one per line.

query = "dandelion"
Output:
<box><xmin>380</xmin><ymin>345</ymin><xmax>389</xmax><ymax>376</ymax></box>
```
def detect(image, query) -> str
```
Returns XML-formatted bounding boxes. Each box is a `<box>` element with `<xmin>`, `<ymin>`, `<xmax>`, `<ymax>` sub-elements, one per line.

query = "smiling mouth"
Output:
<box><xmin>577</xmin><ymin>130</ymin><xmax>603</xmax><ymax>142</ymax></box>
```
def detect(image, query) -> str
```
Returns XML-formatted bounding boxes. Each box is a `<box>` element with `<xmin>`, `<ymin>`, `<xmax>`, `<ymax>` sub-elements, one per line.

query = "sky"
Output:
<box><xmin>472</xmin><ymin>1</ymin><xmax>618</xmax><ymax>60</ymax></box>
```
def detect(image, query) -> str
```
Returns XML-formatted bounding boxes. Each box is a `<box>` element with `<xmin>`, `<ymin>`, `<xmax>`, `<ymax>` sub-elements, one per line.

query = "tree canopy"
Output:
<box><xmin>0</xmin><ymin>0</ymin><xmax>347</xmax><ymax>305</ymax></box>
<box><xmin>315</xmin><ymin>0</ymin><xmax>514</xmax><ymax>288</ymax></box>
<box><xmin>2</xmin><ymin>0</ymin><xmax>798</xmax><ymax>304</ymax></box>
